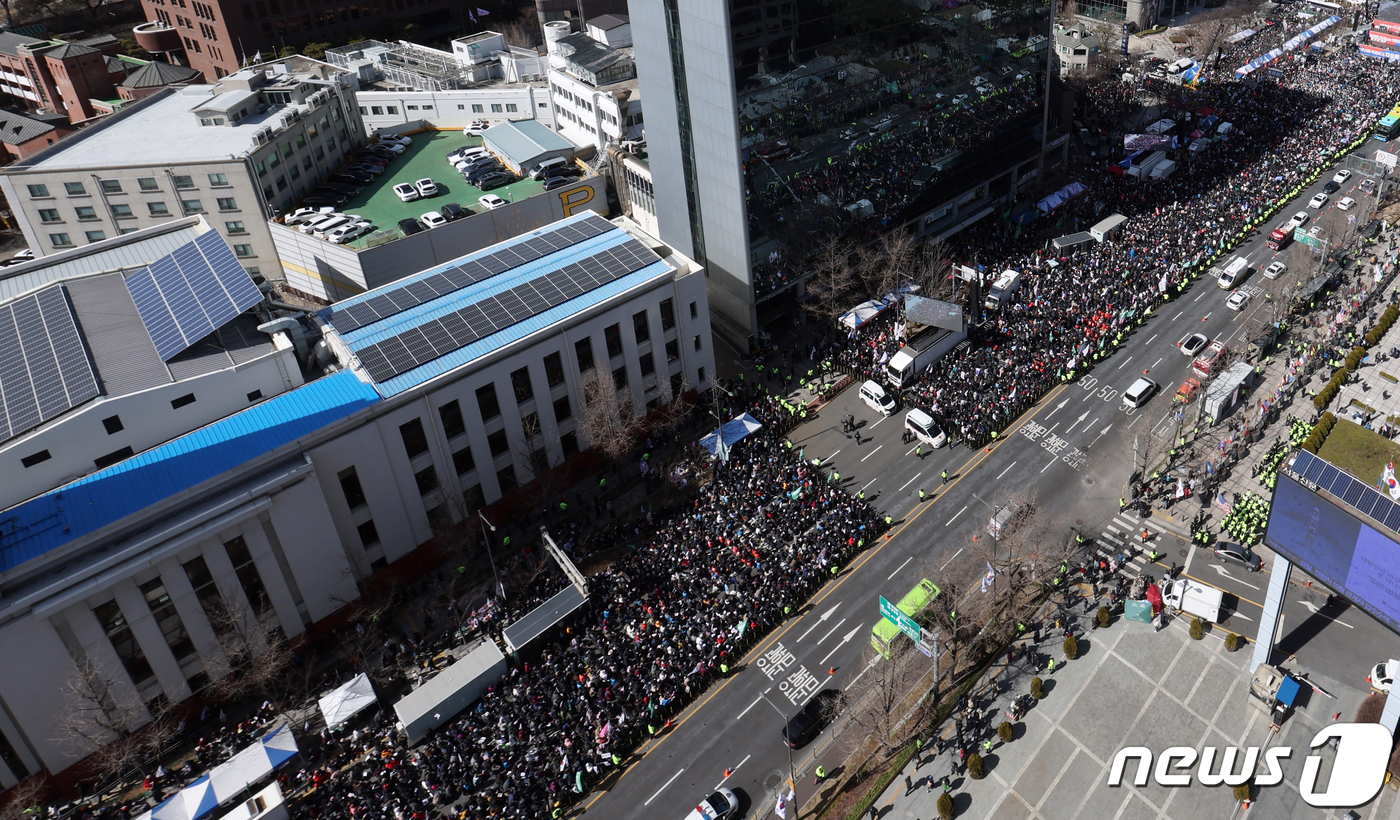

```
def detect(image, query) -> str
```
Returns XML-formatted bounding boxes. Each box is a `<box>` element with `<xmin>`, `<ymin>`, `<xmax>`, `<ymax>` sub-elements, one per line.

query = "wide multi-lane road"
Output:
<box><xmin>580</xmin><ymin>147</ymin><xmax>1397</xmax><ymax>820</ymax></box>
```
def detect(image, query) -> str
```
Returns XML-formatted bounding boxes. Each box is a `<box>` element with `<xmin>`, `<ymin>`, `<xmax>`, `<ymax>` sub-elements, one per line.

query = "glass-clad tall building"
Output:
<box><xmin>633</xmin><ymin>0</ymin><xmax>1067</xmax><ymax>344</ymax></box>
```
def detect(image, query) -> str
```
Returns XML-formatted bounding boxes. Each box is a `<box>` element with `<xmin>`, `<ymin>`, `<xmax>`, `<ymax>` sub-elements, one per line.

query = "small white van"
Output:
<box><xmin>1122</xmin><ymin>377</ymin><xmax>1158</xmax><ymax>409</ymax></box>
<box><xmin>905</xmin><ymin>408</ymin><xmax>947</xmax><ymax>447</ymax></box>
<box><xmin>529</xmin><ymin>157</ymin><xmax>569</xmax><ymax>180</ymax></box>
<box><xmin>859</xmin><ymin>380</ymin><xmax>897</xmax><ymax>415</ymax></box>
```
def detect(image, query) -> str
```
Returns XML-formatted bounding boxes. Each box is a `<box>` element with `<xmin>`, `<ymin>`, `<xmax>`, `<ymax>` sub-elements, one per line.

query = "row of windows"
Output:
<box><xmin>357</xmin><ymin>102</ymin><xmax>521</xmax><ymax>117</ymax></box>
<box><xmin>37</xmin><ymin>197</ymin><xmax>237</xmax><ymax>224</ymax></box>
<box><xmin>27</xmin><ymin>173</ymin><xmax>228</xmax><ymax>200</ymax></box>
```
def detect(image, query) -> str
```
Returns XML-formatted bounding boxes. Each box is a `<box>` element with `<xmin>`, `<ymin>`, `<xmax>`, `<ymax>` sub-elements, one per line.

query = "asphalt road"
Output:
<box><xmin>579</xmin><ymin>144</ymin><xmax>1400</xmax><ymax>820</ymax></box>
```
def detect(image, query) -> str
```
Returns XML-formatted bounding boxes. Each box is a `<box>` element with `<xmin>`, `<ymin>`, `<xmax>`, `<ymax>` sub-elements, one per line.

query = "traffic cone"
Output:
<box><xmin>724</xmin><ymin>767</ymin><xmax>732</xmax><ymax>778</ymax></box>
<box><xmin>829</xmin><ymin>667</ymin><xmax>837</xmax><ymax>676</ymax></box>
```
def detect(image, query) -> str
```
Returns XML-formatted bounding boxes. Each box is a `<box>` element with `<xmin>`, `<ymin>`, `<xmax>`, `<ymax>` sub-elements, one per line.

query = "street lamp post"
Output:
<box><xmin>709</xmin><ymin>382</ymin><xmax>735</xmax><ymax>462</ymax></box>
<box><xmin>758</xmin><ymin>692</ymin><xmax>801</xmax><ymax>819</ymax></box>
<box><xmin>970</xmin><ymin>492</ymin><xmax>998</xmax><ymax>595</ymax></box>
<box><xmin>478</xmin><ymin>511</ymin><xmax>505</xmax><ymax>601</ymax></box>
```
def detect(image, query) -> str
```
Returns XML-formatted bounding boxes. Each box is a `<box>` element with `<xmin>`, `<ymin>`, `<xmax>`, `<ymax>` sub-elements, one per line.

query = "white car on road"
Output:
<box><xmin>1308</xmin><ymin>192</ymin><xmax>1329</xmax><ymax>209</ymax></box>
<box><xmin>1337</xmin><ymin>196</ymin><xmax>1356</xmax><ymax>211</ymax></box>
<box><xmin>1265</xmin><ymin>261</ymin><xmax>1286</xmax><ymax>279</ymax></box>
<box><xmin>1333</xmin><ymin>169</ymin><xmax>1352</xmax><ymax>185</ymax></box>
<box><xmin>1226</xmin><ymin>291</ymin><xmax>1251</xmax><ymax>311</ymax></box>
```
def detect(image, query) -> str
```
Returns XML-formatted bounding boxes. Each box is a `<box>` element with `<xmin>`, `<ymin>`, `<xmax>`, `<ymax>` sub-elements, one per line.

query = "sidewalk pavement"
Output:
<box><xmin>850</xmin><ymin>604</ymin><xmax>1396</xmax><ymax>820</ymax></box>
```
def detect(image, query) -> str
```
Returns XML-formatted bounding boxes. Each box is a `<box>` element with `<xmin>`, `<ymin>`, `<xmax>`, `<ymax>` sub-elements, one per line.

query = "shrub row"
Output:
<box><xmin>1365</xmin><ymin>304</ymin><xmax>1400</xmax><ymax>346</ymax></box>
<box><xmin>1315</xmin><ymin>349</ymin><xmax>1366</xmax><ymax>411</ymax></box>
<box><xmin>1300</xmin><ymin>411</ymin><xmax>1337</xmax><ymax>454</ymax></box>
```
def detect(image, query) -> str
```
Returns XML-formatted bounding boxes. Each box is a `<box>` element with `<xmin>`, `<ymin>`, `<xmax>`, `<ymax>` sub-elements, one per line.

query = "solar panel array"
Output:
<box><xmin>356</xmin><ymin>237</ymin><xmax>662</xmax><ymax>384</ymax></box>
<box><xmin>328</xmin><ymin>213</ymin><xmax>615</xmax><ymax>335</ymax></box>
<box><xmin>0</xmin><ymin>286</ymin><xmax>100</xmax><ymax>442</ymax></box>
<box><xmin>125</xmin><ymin>231</ymin><xmax>265</xmax><ymax>361</ymax></box>
<box><xmin>1289</xmin><ymin>449</ymin><xmax>1400</xmax><ymax>534</ymax></box>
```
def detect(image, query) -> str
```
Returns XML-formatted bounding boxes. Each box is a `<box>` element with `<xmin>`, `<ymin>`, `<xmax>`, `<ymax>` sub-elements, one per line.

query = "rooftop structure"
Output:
<box><xmin>328</xmin><ymin>34</ymin><xmax>547</xmax><ymax>93</ymax></box>
<box><xmin>543</xmin><ymin>21</ymin><xmax>641</xmax><ymax>153</ymax></box>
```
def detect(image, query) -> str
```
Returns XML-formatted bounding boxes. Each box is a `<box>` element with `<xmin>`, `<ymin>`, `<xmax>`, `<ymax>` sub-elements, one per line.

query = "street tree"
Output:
<box><xmin>843</xmin><ymin>644</ymin><xmax>925</xmax><ymax>759</ymax></box>
<box><xmin>57</xmin><ymin>660</ymin><xmax>177</xmax><ymax>781</ymax></box>
<box><xmin>575</xmin><ymin>368</ymin><xmax>642</xmax><ymax>460</ymax></box>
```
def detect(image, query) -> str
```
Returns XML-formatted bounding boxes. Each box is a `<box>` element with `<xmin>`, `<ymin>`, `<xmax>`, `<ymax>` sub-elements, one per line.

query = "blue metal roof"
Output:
<box><xmin>0</xmin><ymin>370</ymin><xmax>380</xmax><ymax>573</ymax></box>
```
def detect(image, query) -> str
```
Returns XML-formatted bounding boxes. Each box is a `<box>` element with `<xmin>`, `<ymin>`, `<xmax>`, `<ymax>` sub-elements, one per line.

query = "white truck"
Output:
<box><xmin>1150</xmin><ymin>159</ymin><xmax>1177</xmax><ymax>179</ymax></box>
<box><xmin>1126</xmin><ymin>151</ymin><xmax>1166</xmax><ymax>180</ymax></box>
<box><xmin>1162</xmin><ymin>577</ymin><xmax>1223</xmax><ymax>623</ymax></box>
<box><xmin>885</xmin><ymin>324</ymin><xmax>968</xmax><ymax>388</ymax></box>
<box><xmin>983</xmin><ymin>268</ymin><xmax>1022</xmax><ymax>310</ymax></box>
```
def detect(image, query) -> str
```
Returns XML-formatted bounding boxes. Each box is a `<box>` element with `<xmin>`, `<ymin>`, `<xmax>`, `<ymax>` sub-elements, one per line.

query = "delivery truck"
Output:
<box><xmin>885</xmin><ymin>324</ymin><xmax>967</xmax><ymax>388</ymax></box>
<box><xmin>983</xmin><ymin>268</ymin><xmax>1023</xmax><ymax>310</ymax></box>
<box><xmin>1162</xmin><ymin>577</ymin><xmax>1223</xmax><ymax>623</ymax></box>
<box><xmin>1149</xmin><ymin>159</ymin><xmax>1177</xmax><ymax>179</ymax></box>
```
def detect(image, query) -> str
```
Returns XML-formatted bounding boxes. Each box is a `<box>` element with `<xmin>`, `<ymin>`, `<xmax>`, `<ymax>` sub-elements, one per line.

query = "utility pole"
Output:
<box><xmin>758</xmin><ymin>692</ymin><xmax>801</xmax><ymax>819</ymax></box>
<box><xmin>478</xmin><ymin>512</ymin><xmax>505</xmax><ymax>600</ymax></box>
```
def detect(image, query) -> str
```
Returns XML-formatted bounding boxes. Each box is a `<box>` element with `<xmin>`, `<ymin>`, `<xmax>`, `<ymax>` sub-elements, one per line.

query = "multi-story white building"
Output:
<box><xmin>544</xmin><ymin>22</ymin><xmax>643</xmax><ymax>152</ymax></box>
<box><xmin>0</xmin><ymin>211</ymin><xmax>712</xmax><ymax>787</ymax></box>
<box><xmin>0</xmin><ymin>55</ymin><xmax>366</xmax><ymax>284</ymax></box>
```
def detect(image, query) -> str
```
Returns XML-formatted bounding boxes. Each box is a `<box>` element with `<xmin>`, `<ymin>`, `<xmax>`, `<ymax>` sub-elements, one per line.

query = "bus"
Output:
<box><xmin>871</xmin><ymin>578</ymin><xmax>940</xmax><ymax>657</ymax></box>
<box><xmin>1374</xmin><ymin>104</ymin><xmax>1400</xmax><ymax>141</ymax></box>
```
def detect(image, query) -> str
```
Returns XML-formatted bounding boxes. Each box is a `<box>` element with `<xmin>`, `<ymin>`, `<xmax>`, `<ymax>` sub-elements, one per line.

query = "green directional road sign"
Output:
<box><xmin>879</xmin><ymin>596</ymin><xmax>922</xmax><ymax>642</ymax></box>
<box><xmin>1293</xmin><ymin>228</ymin><xmax>1320</xmax><ymax>248</ymax></box>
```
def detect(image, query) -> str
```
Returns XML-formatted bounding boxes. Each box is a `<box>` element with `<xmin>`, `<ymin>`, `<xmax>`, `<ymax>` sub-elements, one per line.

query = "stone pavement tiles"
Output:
<box><xmin>869</xmin><ymin>615</ymin><xmax>1396</xmax><ymax>820</ymax></box>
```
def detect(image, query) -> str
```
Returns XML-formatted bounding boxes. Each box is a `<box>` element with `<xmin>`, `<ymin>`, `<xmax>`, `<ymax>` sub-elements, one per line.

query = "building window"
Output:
<box><xmin>49</xmin><ymin>233</ymin><xmax>71</xmax><ymax>247</ymax></box>
<box><xmin>698</xmin><ymin>366</ymin><xmax>706</xmax><ymax>384</ymax></box>
<box><xmin>575</xmin><ymin>338</ymin><xmax>594</xmax><ymax>372</ymax></box>
<box><xmin>553</xmin><ymin>395</ymin><xmax>571</xmax><ymax>422</ymax></box>
<box><xmin>182</xmin><ymin>556</ymin><xmax>227</xmax><ymax>634</ymax></box>
<box><xmin>463</xmin><ymin>484</ymin><xmax>484</xmax><ymax>511</ymax></box>
<box><xmin>233</xmin><ymin>244</ymin><xmax>254</xmax><ymax>257</ymax></box>
<box><xmin>20</xmin><ymin>449</ymin><xmax>50</xmax><ymax>468</ymax></box>
<box><xmin>224</xmin><ymin>536</ymin><xmax>271</xmax><ymax>615</ymax></box>
<box><xmin>138</xmin><ymin>177</ymin><xmax>159</xmax><ymax>191</ymax></box>
<box><xmin>75</xmin><ymin>206</ymin><xmax>97</xmax><ymax>221</ymax></box>
<box><xmin>386</xmin><ymin>106</ymin><xmax>398</xmax><ymax>115</ymax></box>
<box><xmin>666</xmin><ymin>339</ymin><xmax>680</xmax><ymax>363</ymax></box>
<box><xmin>399</xmin><ymin>417</ymin><xmax>429</xmax><ymax>459</ymax></box>
<box><xmin>612</xmin><ymin>365</ymin><xmax>627</xmax><ymax>389</ymax></box>
<box><xmin>173</xmin><ymin>175</ymin><xmax>194</xmax><ymax>189</ymax></box>
<box><xmin>690</xmin><ymin>301</ymin><xmax>698</xmax><ymax>319</ymax></box>
<box><xmin>693</xmin><ymin>335</ymin><xmax>702</xmax><ymax>351</ymax></box>
<box><xmin>26</xmin><ymin>184</ymin><xmax>49</xmax><ymax>198</ymax></box>
<box><xmin>100</xmin><ymin>179</ymin><xmax>122</xmax><ymax>193</ymax></box>
<box><xmin>560</xmin><ymin>432</ymin><xmax>579</xmax><ymax>458</ymax></box>
<box><xmin>139</xmin><ymin>577</ymin><xmax>195</xmax><ymax>660</ymax></box>
<box><xmin>370</xmin><ymin>106</ymin><xmax>383</xmax><ymax>115</ymax></box>
<box><xmin>496</xmin><ymin>465</ymin><xmax>517</xmax><ymax>492</ymax></box>
<box><xmin>171</xmin><ymin>393</ymin><xmax>196</xmax><ymax>409</ymax></box>
<box><xmin>63</xmin><ymin>182</ymin><xmax>86</xmax><ymax>196</ymax></box>
<box><xmin>148</xmin><ymin>202</ymin><xmax>170</xmax><ymax>216</ymax></box>
<box><xmin>247</xmin><ymin>389</ymin><xmax>262</xmax><ymax>401</ymax></box>
<box><xmin>476</xmin><ymin>383</ymin><xmax>500</xmax><ymax>422</ymax></box>
<box><xmin>640</xmin><ymin>352</ymin><xmax>655</xmax><ymax>376</ymax></box>
<box><xmin>543</xmin><ymin>352</ymin><xmax>565</xmax><ymax>387</ymax></box>
<box><xmin>339</xmin><ymin>466</ymin><xmax>366</xmax><ymax>509</ymax></box>
<box><xmin>487</xmin><ymin>429</ymin><xmax>508</xmax><ymax>457</ymax></box>
<box><xmin>491</xmin><ymin>103</ymin><xmax>503</xmax><ymax>113</ymax></box>
<box><xmin>452</xmin><ymin>445</ymin><xmax>475</xmax><ymax>476</ymax></box>
<box><xmin>225</xmin><ymin>221</ymin><xmax>246</xmax><ymax>234</ymax></box>
<box><xmin>660</xmin><ymin>299</ymin><xmax>676</xmax><ymax>331</ymax></box>
<box><xmin>505</xmin><ymin>103</ymin><xmax>517</xmax><ymax>113</ymax></box>
<box><xmin>93</xmin><ymin>600</ymin><xmax>153</xmax><ymax>684</ymax></box>
<box><xmin>356</xmin><ymin>520</ymin><xmax>380</xmax><ymax>548</ymax></box>
<box><xmin>101</xmin><ymin>414</ymin><xmax>124</xmax><ymax>435</ymax></box>
<box><xmin>471</xmin><ymin>104</ymin><xmax>483</xmax><ymax>113</ymax></box>
<box><xmin>438</xmin><ymin>399</ymin><xmax>466</xmax><ymax>439</ymax></box>
<box><xmin>85</xmin><ymin>231</ymin><xmax>105</xmax><ymax>243</ymax></box>
<box><xmin>633</xmin><ymin>310</ymin><xmax>650</xmax><ymax>343</ymax></box>
<box><xmin>37</xmin><ymin>208</ymin><xmax>59</xmax><ymax>223</ymax></box>
<box><xmin>604</xmin><ymin>324</ymin><xmax>623</xmax><ymax>358</ymax></box>
<box><xmin>181</xmin><ymin>199</ymin><xmax>204</xmax><ymax>213</ymax></box>
<box><xmin>511</xmin><ymin>366</ymin><xmax>533</xmax><ymax>402</ymax></box>
<box><xmin>217</xmin><ymin>197</ymin><xmax>237</xmax><ymax>211</ymax></box>
<box><xmin>415</xmin><ymin>464</ymin><xmax>438</xmax><ymax>495</ymax></box>
<box><xmin>112</xmin><ymin>204</ymin><xmax>133</xmax><ymax>218</ymax></box>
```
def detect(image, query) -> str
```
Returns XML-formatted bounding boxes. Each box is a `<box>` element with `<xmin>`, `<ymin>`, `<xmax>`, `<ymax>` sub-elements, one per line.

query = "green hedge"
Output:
<box><xmin>1301</xmin><ymin>411</ymin><xmax>1336</xmax><ymax>453</ymax></box>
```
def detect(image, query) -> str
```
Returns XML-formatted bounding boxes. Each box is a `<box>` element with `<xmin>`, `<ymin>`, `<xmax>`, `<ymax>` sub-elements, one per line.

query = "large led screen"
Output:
<box><xmin>1266</xmin><ymin>471</ymin><xmax>1400</xmax><ymax>633</ymax></box>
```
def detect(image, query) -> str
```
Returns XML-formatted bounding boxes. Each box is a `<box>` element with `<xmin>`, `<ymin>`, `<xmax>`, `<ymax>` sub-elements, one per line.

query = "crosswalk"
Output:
<box><xmin>1087</xmin><ymin>514</ymin><xmax>1178</xmax><ymax>576</ymax></box>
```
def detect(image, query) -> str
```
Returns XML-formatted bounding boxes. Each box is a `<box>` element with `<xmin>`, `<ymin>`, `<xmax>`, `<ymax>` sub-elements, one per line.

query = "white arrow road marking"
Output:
<box><xmin>646</xmin><ymin>768</ymin><xmax>685</xmax><ymax>806</ymax></box>
<box><xmin>820</xmin><ymin>624</ymin><xmax>861</xmax><ymax>665</ymax></box>
<box><xmin>1227</xmin><ymin>612</ymin><xmax>1252</xmax><ymax>621</ymax></box>
<box><xmin>714</xmin><ymin>754</ymin><xmax>751</xmax><ymax>790</ymax></box>
<box><xmin>1070</xmin><ymin>411</ymin><xmax>1088</xmax><ymax>432</ymax></box>
<box><xmin>817</xmin><ymin>617</ymin><xmax>847</xmax><ymax>645</ymax></box>
<box><xmin>798</xmin><ymin>604</ymin><xmax>840</xmax><ymax>641</ymax></box>
<box><xmin>1089</xmin><ymin>424</ymin><xmax>1114</xmax><ymax>447</ymax></box>
<box><xmin>888</xmin><ymin>556</ymin><xmax>913</xmax><ymax>580</ymax></box>
<box><xmin>1209</xmin><ymin>564</ymin><xmax>1259</xmax><ymax>589</ymax></box>
<box><xmin>1300</xmin><ymin>600</ymin><xmax>1354</xmax><ymax>627</ymax></box>
<box><xmin>1045</xmin><ymin>398</ymin><xmax>1069</xmax><ymax>419</ymax></box>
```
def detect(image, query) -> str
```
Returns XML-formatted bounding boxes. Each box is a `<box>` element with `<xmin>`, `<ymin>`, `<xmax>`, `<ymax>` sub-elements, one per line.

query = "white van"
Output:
<box><xmin>905</xmin><ymin>408</ymin><xmax>947</xmax><ymax>447</ymax></box>
<box><xmin>859</xmin><ymin>380</ymin><xmax>897</xmax><ymax>415</ymax></box>
<box><xmin>1122</xmin><ymin>377</ymin><xmax>1158</xmax><ymax>409</ymax></box>
<box><xmin>528</xmin><ymin>157</ymin><xmax>569</xmax><ymax>180</ymax></box>
<box><xmin>1217</xmin><ymin>256</ymin><xmax>1249</xmax><ymax>289</ymax></box>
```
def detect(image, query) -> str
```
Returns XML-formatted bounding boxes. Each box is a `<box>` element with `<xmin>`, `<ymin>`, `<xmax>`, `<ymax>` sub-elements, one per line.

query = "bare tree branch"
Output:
<box><xmin>575</xmin><ymin>368</ymin><xmax>642</xmax><ymax>459</ymax></box>
<box><xmin>56</xmin><ymin>660</ymin><xmax>175</xmax><ymax>780</ymax></box>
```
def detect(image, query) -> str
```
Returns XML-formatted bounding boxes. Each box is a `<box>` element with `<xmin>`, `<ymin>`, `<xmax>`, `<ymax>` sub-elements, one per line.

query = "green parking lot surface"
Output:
<box><xmin>335</xmin><ymin>130</ymin><xmax>547</xmax><ymax>247</ymax></box>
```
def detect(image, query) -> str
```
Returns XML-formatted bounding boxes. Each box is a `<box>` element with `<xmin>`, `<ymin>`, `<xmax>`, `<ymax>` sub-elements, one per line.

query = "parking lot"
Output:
<box><xmin>330</xmin><ymin>129</ymin><xmax>547</xmax><ymax>246</ymax></box>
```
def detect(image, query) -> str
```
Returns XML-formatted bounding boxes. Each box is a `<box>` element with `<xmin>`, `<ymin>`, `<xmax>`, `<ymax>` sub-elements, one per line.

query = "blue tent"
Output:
<box><xmin>699</xmin><ymin>413</ymin><xmax>764</xmax><ymax>461</ymax></box>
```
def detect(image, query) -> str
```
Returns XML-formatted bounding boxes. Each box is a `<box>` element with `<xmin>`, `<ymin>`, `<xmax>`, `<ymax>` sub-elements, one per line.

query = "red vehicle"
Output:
<box><xmin>1193</xmin><ymin>341</ymin><xmax>1230</xmax><ymax>380</ymax></box>
<box><xmin>1266</xmin><ymin>223</ymin><xmax>1293</xmax><ymax>251</ymax></box>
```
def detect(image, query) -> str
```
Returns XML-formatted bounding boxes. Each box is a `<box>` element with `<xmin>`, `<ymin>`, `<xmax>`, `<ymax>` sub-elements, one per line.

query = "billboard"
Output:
<box><xmin>1267</xmin><ymin>451</ymin><xmax>1400</xmax><ymax>633</ymax></box>
<box><xmin>1124</xmin><ymin>134</ymin><xmax>1174</xmax><ymax>151</ymax></box>
<box><xmin>1370</xmin><ymin>29</ymin><xmax>1400</xmax><ymax>46</ymax></box>
<box><xmin>905</xmin><ymin>294</ymin><xmax>965</xmax><ymax>332</ymax></box>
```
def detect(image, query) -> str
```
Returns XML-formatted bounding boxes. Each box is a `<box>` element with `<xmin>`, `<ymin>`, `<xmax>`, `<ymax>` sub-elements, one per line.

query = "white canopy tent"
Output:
<box><xmin>136</xmin><ymin>726</ymin><xmax>299</xmax><ymax>820</ymax></box>
<box><xmin>319</xmin><ymin>673</ymin><xmax>378</xmax><ymax>729</ymax></box>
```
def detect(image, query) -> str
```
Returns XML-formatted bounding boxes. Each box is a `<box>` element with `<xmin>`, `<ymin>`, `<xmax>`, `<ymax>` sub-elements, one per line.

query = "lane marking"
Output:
<box><xmin>1117</xmin><ymin>356</ymin><xmax>1134</xmax><ymax>370</ymax></box>
<box><xmin>940</xmin><ymin>547</ymin><xmax>964</xmax><ymax>570</ymax></box>
<box><xmin>845</xmin><ymin>655</ymin><xmax>881</xmax><ymax>691</ymax></box>
<box><xmin>871</xmin><ymin>416</ymin><xmax>886</xmax><ymax>429</ymax></box>
<box><xmin>862</xmin><ymin>477</ymin><xmax>879</xmax><ymax>490</ymax></box>
<box><xmin>1041</xmin><ymin>455</ymin><xmax>1058</xmax><ymax>473</ymax></box>
<box><xmin>646</xmin><ymin>768</ymin><xmax>685</xmax><ymax>806</ymax></box>
<box><xmin>1147</xmin><ymin>334</ymin><xmax>1158</xmax><ymax>345</ymax></box>
<box><xmin>713</xmin><ymin>754</ymin><xmax>750</xmax><ymax>790</ymax></box>
<box><xmin>825</xmin><ymin>449</ymin><xmax>841</xmax><ymax>461</ymax></box>
<box><xmin>996</xmin><ymin>461</ymin><xmax>1017</xmax><ymax>480</ymax></box>
<box><xmin>1172</xmin><ymin>310</ymin><xmax>1183</xmax><ymax>320</ymax></box>
<box><xmin>899</xmin><ymin>472</ymin><xmax>923</xmax><ymax>492</ymax></box>
<box><xmin>1195</xmin><ymin>290</ymin><xmax>1207</xmax><ymax>302</ymax></box>
<box><xmin>817</xmin><ymin>617</ymin><xmax>847</xmax><ymax>645</ymax></box>
<box><xmin>947</xmin><ymin>505</ymin><xmax>967</xmax><ymax>525</ymax></box>
<box><xmin>1201</xmin><ymin>312</ymin><xmax>1212</xmax><ymax>322</ymax></box>
<box><xmin>797</xmin><ymin>604</ymin><xmax>839</xmax><ymax>641</ymax></box>
<box><xmin>736</xmin><ymin>695</ymin><xmax>764</xmax><ymax>721</ymax></box>
<box><xmin>888</xmin><ymin>556</ymin><xmax>913</xmax><ymax>580</ymax></box>
<box><xmin>860</xmin><ymin>445</ymin><xmax>884</xmax><ymax>462</ymax></box>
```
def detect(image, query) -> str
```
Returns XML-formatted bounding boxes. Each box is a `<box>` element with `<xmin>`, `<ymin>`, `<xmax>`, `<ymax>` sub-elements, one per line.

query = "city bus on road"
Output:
<box><xmin>1374</xmin><ymin>104</ymin><xmax>1400</xmax><ymax>141</ymax></box>
<box><xmin>871</xmin><ymin>578</ymin><xmax>940</xmax><ymax>657</ymax></box>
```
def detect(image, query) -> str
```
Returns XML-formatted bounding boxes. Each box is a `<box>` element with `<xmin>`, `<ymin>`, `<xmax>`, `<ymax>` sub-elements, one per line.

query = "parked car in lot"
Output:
<box><xmin>542</xmin><ymin>176</ymin><xmax>578</xmax><ymax>191</ymax></box>
<box><xmin>476</xmin><ymin>172</ymin><xmax>514</xmax><ymax>191</ymax></box>
<box><xmin>1337</xmin><ymin>196</ymin><xmax>1356</xmax><ymax>211</ymax></box>
<box><xmin>440</xmin><ymin>202</ymin><xmax>470</xmax><ymax>221</ymax></box>
<box><xmin>357</xmin><ymin>154</ymin><xmax>392</xmax><ymax>167</ymax></box>
<box><xmin>1322</xmin><ymin>180</ymin><xmax>1340</xmax><ymax>194</ymax></box>
<box><xmin>332</xmin><ymin>171</ymin><xmax>373</xmax><ymax>186</ymax></box>
<box><xmin>1333</xmin><ymin>169</ymin><xmax>1352</xmax><ymax>185</ymax></box>
<box><xmin>463</xmin><ymin>120</ymin><xmax>490</xmax><ymax>136</ymax></box>
<box><xmin>420</xmin><ymin>211</ymin><xmax>447</xmax><ymax>229</ymax></box>
<box><xmin>317</xmin><ymin>182</ymin><xmax>360</xmax><ymax>196</ymax></box>
<box><xmin>1308</xmin><ymin>192</ymin><xmax>1329</xmax><ymax>209</ymax></box>
<box><xmin>298</xmin><ymin>213</ymin><xmax>344</xmax><ymax>234</ymax></box>
<box><xmin>478</xmin><ymin>194</ymin><xmax>508</xmax><ymax>210</ymax></box>
<box><xmin>377</xmin><ymin>133</ymin><xmax>412</xmax><ymax>146</ymax></box>
<box><xmin>326</xmin><ymin>221</ymin><xmax>373</xmax><ymax>244</ymax></box>
<box><xmin>414</xmin><ymin>178</ymin><xmax>438</xmax><ymax>197</ymax></box>
<box><xmin>398</xmin><ymin>218</ymin><xmax>424</xmax><ymax>235</ymax></box>
<box><xmin>302</xmin><ymin>193</ymin><xmax>348</xmax><ymax>207</ymax></box>
<box><xmin>393</xmin><ymin>183</ymin><xmax>420</xmax><ymax>202</ymax></box>
<box><xmin>347</xmin><ymin>162</ymin><xmax>384</xmax><ymax>175</ymax></box>
<box><xmin>287</xmin><ymin>205</ymin><xmax>334</xmax><ymax>225</ymax></box>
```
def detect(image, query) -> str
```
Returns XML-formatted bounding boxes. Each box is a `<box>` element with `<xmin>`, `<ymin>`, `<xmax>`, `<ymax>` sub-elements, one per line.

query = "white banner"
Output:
<box><xmin>1377</xmin><ymin>150</ymin><xmax>1398</xmax><ymax>168</ymax></box>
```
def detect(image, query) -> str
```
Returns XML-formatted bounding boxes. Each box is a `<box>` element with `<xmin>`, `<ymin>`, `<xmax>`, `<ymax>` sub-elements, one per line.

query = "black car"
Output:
<box><xmin>782</xmin><ymin>689</ymin><xmax>843</xmax><ymax>748</ymax></box>
<box><xmin>317</xmin><ymin>182</ymin><xmax>360</xmax><ymax>196</ymax></box>
<box><xmin>1322</xmin><ymin>180</ymin><xmax>1341</xmax><ymax>194</ymax></box>
<box><xmin>332</xmin><ymin>171</ymin><xmax>373</xmax><ymax>185</ymax></box>
<box><xmin>541</xmin><ymin>176</ymin><xmax>579</xmax><ymax>192</ymax></box>
<box><xmin>545</xmin><ymin>165</ymin><xmax>583</xmax><ymax>179</ymax></box>
<box><xmin>476</xmin><ymin>172</ymin><xmax>514</xmax><ymax>191</ymax></box>
<box><xmin>440</xmin><ymin>202</ymin><xmax>470</xmax><ymax>221</ymax></box>
<box><xmin>398</xmin><ymin>218</ymin><xmax>424</xmax><ymax>235</ymax></box>
<box><xmin>461</xmin><ymin>161</ymin><xmax>503</xmax><ymax>179</ymax></box>
<box><xmin>303</xmin><ymin>193</ymin><xmax>348</xmax><ymax>206</ymax></box>
<box><xmin>362</xmin><ymin>145</ymin><xmax>397</xmax><ymax>157</ymax></box>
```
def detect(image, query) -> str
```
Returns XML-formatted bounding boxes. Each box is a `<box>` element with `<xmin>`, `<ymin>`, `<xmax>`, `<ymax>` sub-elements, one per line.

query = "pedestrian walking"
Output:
<box><xmin>1048</xmin><ymin>657</ymin><xmax>1057</xmax><ymax>674</ymax></box>
<box><xmin>942</xmin><ymin>470</ymin><xmax>949</xmax><ymax>484</ymax></box>
<box><xmin>905</xmin><ymin>774</ymin><xmax>914</xmax><ymax>795</ymax></box>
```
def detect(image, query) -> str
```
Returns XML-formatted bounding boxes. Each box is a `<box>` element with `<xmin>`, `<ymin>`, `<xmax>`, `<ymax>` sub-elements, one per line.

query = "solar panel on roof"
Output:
<box><xmin>0</xmin><ymin>286</ymin><xmax>101</xmax><ymax>443</ymax></box>
<box><xmin>404</xmin><ymin>281</ymin><xmax>439</xmax><ymax>303</ymax></box>
<box><xmin>124</xmin><ymin>234</ymin><xmax>264</xmax><ymax>361</ymax></box>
